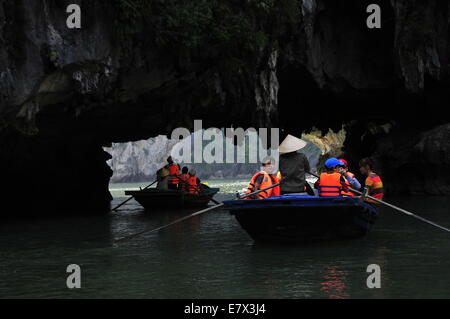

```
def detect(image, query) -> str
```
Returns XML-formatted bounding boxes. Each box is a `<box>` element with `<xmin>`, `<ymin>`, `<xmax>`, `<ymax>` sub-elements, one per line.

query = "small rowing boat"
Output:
<box><xmin>125</xmin><ymin>185</ymin><xmax>220</xmax><ymax>211</ymax></box>
<box><xmin>223</xmin><ymin>195</ymin><xmax>379</xmax><ymax>243</ymax></box>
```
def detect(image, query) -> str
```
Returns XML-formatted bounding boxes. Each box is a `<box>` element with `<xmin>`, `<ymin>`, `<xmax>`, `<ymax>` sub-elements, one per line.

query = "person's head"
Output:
<box><xmin>261</xmin><ymin>156</ymin><xmax>276</xmax><ymax>174</ymax></box>
<box><xmin>182</xmin><ymin>166</ymin><xmax>189</xmax><ymax>174</ymax></box>
<box><xmin>324</xmin><ymin>158</ymin><xmax>342</xmax><ymax>173</ymax></box>
<box><xmin>359</xmin><ymin>157</ymin><xmax>374</xmax><ymax>175</ymax></box>
<box><xmin>338</xmin><ymin>158</ymin><xmax>349</xmax><ymax>173</ymax></box>
<box><xmin>189</xmin><ymin>169</ymin><xmax>197</xmax><ymax>177</ymax></box>
<box><xmin>167</xmin><ymin>156</ymin><xmax>174</xmax><ymax>164</ymax></box>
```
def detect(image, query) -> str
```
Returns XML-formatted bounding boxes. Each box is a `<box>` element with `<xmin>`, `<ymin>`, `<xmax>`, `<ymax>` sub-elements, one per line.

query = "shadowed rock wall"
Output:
<box><xmin>1</xmin><ymin>0</ymin><xmax>449</xmax><ymax>215</ymax></box>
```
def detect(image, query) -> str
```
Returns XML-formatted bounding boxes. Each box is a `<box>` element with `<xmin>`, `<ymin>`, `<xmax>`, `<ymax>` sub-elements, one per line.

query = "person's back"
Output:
<box><xmin>187</xmin><ymin>175</ymin><xmax>199</xmax><ymax>194</ymax></box>
<box><xmin>279</xmin><ymin>152</ymin><xmax>310</xmax><ymax>194</ymax></box>
<box><xmin>317</xmin><ymin>172</ymin><xmax>343</xmax><ymax>197</ymax></box>
<box><xmin>314</xmin><ymin>158</ymin><xmax>348</xmax><ymax>197</ymax></box>
<box><xmin>186</xmin><ymin>169</ymin><xmax>200</xmax><ymax>194</ymax></box>
<box><xmin>156</xmin><ymin>168</ymin><xmax>170</xmax><ymax>190</ymax></box>
<box><xmin>179</xmin><ymin>167</ymin><xmax>190</xmax><ymax>192</ymax></box>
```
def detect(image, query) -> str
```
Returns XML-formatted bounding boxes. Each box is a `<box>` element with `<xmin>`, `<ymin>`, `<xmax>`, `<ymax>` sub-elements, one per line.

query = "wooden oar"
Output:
<box><xmin>307</xmin><ymin>172</ymin><xmax>450</xmax><ymax>233</ymax></box>
<box><xmin>114</xmin><ymin>182</ymin><xmax>280</xmax><ymax>243</ymax></box>
<box><xmin>111</xmin><ymin>180</ymin><xmax>157</xmax><ymax>211</ymax></box>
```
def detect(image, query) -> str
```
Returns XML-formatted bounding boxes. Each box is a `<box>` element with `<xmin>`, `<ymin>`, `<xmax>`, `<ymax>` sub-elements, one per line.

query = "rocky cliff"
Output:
<box><xmin>1</xmin><ymin>0</ymin><xmax>449</xmax><ymax>215</ymax></box>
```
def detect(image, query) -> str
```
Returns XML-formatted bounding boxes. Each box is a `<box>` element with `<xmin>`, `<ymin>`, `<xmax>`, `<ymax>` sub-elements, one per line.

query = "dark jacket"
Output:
<box><xmin>279</xmin><ymin>152</ymin><xmax>310</xmax><ymax>193</ymax></box>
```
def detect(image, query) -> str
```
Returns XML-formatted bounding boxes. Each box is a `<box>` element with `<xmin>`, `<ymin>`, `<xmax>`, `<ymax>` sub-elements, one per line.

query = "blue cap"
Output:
<box><xmin>325</xmin><ymin>158</ymin><xmax>343</xmax><ymax>169</ymax></box>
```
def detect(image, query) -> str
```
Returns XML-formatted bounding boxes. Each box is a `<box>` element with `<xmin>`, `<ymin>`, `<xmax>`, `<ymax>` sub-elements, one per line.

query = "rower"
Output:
<box><xmin>338</xmin><ymin>158</ymin><xmax>361</xmax><ymax>196</ymax></box>
<box><xmin>278</xmin><ymin>134</ymin><xmax>314</xmax><ymax>195</ymax></box>
<box><xmin>359</xmin><ymin>158</ymin><xmax>384</xmax><ymax>207</ymax></box>
<box><xmin>165</xmin><ymin>156</ymin><xmax>181</xmax><ymax>190</ymax></box>
<box><xmin>314</xmin><ymin>158</ymin><xmax>349</xmax><ymax>197</ymax></box>
<box><xmin>245</xmin><ymin>157</ymin><xmax>280</xmax><ymax>200</ymax></box>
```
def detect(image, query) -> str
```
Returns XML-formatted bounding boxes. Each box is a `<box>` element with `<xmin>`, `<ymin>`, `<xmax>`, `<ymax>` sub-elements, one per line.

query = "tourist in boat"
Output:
<box><xmin>164</xmin><ymin>156</ymin><xmax>181</xmax><ymax>190</ymax></box>
<box><xmin>359</xmin><ymin>157</ymin><xmax>384</xmax><ymax>206</ymax></box>
<box><xmin>314</xmin><ymin>158</ymin><xmax>349</xmax><ymax>197</ymax></box>
<box><xmin>178</xmin><ymin>166</ymin><xmax>191</xmax><ymax>192</ymax></box>
<box><xmin>186</xmin><ymin>169</ymin><xmax>201</xmax><ymax>194</ymax></box>
<box><xmin>338</xmin><ymin>158</ymin><xmax>361</xmax><ymax>196</ymax></box>
<box><xmin>245</xmin><ymin>157</ymin><xmax>280</xmax><ymax>199</ymax></box>
<box><xmin>156</xmin><ymin>167</ymin><xmax>170</xmax><ymax>190</ymax></box>
<box><xmin>278</xmin><ymin>134</ymin><xmax>314</xmax><ymax>195</ymax></box>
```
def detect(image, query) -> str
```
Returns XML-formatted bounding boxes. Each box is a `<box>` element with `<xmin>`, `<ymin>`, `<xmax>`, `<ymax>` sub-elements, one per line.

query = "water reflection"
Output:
<box><xmin>320</xmin><ymin>266</ymin><xmax>350</xmax><ymax>299</ymax></box>
<box><xmin>1</xmin><ymin>192</ymin><xmax>450</xmax><ymax>298</ymax></box>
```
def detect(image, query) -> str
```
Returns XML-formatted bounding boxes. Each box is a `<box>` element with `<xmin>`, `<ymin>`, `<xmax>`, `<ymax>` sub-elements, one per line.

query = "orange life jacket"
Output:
<box><xmin>167</xmin><ymin>164</ymin><xmax>180</xmax><ymax>184</ymax></box>
<box><xmin>341</xmin><ymin>172</ymin><xmax>358</xmax><ymax>196</ymax></box>
<box><xmin>318</xmin><ymin>172</ymin><xmax>343</xmax><ymax>197</ymax></box>
<box><xmin>178</xmin><ymin>173</ymin><xmax>190</xmax><ymax>191</ymax></box>
<box><xmin>272</xmin><ymin>175</ymin><xmax>280</xmax><ymax>196</ymax></box>
<box><xmin>186</xmin><ymin>176</ymin><xmax>199</xmax><ymax>194</ymax></box>
<box><xmin>246</xmin><ymin>171</ymin><xmax>280</xmax><ymax>199</ymax></box>
<box><xmin>341</xmin><ymin>179</ymin><xmax>354</xmax><ymax>197</ymax></box>
<box><xmin>365</xmin><ymin>173</ymin><xmax>384</xmax><ymax>204</ymax></box>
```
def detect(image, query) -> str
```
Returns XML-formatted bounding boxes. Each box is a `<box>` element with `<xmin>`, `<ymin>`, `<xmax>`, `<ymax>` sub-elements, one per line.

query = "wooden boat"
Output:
<box><xmin>223</xmin><ymin>194</ymin><xmax>379</xmax><ymax>243</ymax></box>
<box><xmin>125</xmin><ymin>185</ymin><xmax>220</xmax><ymax>211</ymax></box>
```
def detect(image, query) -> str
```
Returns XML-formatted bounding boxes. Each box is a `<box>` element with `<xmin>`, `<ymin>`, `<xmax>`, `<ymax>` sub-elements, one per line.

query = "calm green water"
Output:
<box><xmin>1</xmin><ymin>179</ymin><xmax>450</xmax><ymax>299</ymax></box>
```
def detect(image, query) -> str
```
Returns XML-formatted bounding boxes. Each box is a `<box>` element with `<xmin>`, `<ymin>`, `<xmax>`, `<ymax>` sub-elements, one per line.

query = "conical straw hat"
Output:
<box><xmin>278</xmin><ymin>134</ymin><xmax>307</xmax><ymax>154</ymax></box>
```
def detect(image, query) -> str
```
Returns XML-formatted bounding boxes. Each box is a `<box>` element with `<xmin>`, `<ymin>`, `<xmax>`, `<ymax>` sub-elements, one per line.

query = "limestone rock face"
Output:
<box><xmin>297</xmin><ymin>0</ymin><xmax>450</xmax><ymax>93</ymax></box>
<box><xmin>105</xmin><ymin>136</ymin><xmax>177</xmax><ymax>183</ymax></box>
<box><xmin>1</xmin><ymin>0</ymin><xmax>450</xmax><ymax>215</ymax></box>
<box><xmin>373</xmin><ymin>123</ymin><xmax>450</xmax><ymax>195</ymax></box>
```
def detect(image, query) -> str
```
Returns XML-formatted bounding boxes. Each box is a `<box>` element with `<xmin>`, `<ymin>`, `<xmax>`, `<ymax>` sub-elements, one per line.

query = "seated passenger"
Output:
<box><xmin>186</xmin><ymin>169</ymin><xmax>201</xmax><ymax>194</ymax></box>
<box><xmin>179</xmin><ymin>166</ymin><xmax>190</xmax><ymax>192</ymax></box>
<box><xmin>156</xmin><ymin>167</ymin><xmax>170</xmax><ymax>190</ymax></box>
<box><xmin>314</xmin><ymin>158</ymin><xmax>349</xmax><ymax>197</ymax></box>
<box><xmin>338</xmin><ymin>158</ymin><xmax>361</xmax><ymax>196</ymax></box>
<box><xmin>245</xmin><ymin>157</ymin><xmax>280</xmax><ymax>200</ymax></box>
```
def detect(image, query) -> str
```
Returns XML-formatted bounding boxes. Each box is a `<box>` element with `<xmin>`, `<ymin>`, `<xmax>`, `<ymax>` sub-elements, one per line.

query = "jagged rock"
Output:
<box><xmin>373</xmin><ymin>123</ymin><xmax>450</xmax><ymax>195</ymax></box>
<box><xmin>1</xmin><ymin>0</ymin><xmax>450</xmax><ymax>215</ymax></box>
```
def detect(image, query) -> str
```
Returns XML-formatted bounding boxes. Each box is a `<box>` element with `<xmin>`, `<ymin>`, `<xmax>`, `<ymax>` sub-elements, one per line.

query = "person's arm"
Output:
<box><xmin>340</xmin><ymin>176</ymin><xmax>349</xmax><ymax>191</ymax></box>
<box><xmin>346</xmin><ymin>174</ymin><xmax>361</xmax><ymax>190</ymax></box>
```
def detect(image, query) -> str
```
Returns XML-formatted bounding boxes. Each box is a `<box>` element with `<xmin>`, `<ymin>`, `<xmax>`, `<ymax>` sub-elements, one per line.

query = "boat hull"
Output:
<box><xmin>125</xmin><ymin>188</ymin><xmax>220</xmax><ymax>211</ymax></box>
<box><xmin>224</xmin><ymin>195</ymin><xmax>379</xmax><ymax>243</ymax></box>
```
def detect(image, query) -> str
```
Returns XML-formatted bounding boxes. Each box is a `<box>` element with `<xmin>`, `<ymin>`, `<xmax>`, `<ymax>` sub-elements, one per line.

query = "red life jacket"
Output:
<box><xmin>186</xmin><ymin>176</ymin><xmax>199</xmax><ymax>194</ymax></box>
<box><xmin>341</xmin><ymin>179</ymin><xmax>355</xmax><ymax>197</ymax></box>
<box><xmin>246</xmin><ymin>171</ymin><xmax>280</xmax><ymax>199</ymax></box>
<box><xmin>167</xmin><ymin>164</ymin><xmax>180</xmax><ymax>184</ymax></box>
<box><xmin>341</xmin><ymin>172</ymin><xmax>358</xmax><ymax>196</ymax></box>
<box><xmin>179</xmin><ymin>174</ymin><xmax>190</xmax><ymax>191</ymax></box>
<box><xmin>318</xmin><ymin>172</ymin><xmax>343</xmax><ymax>197</ymax></box>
